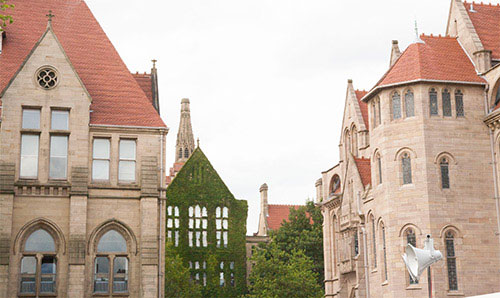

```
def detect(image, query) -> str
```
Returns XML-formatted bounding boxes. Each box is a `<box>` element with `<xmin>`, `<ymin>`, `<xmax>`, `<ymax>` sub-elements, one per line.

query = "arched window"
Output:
<box><xmin>445</xmin><ymin>231</ymin><xmax>458</xmax><ymax>290</ymax></box>
<box><xmin>178</xmin><ymin>148</ymin><xmax>183</xmax><ymax>159</ymax></box>
<box><xmin>402</xmin><ymin>153</ymin><xmax>412</xmax><ymax>185</ymax></box>
<box><xmin>495</xmin><ymin>86</ymin><xmax>500</xmax><ymax>106</ymax></box>
<box><xmin>405</xmin><ymin>229</ymin><xmax>418</xmax><ymax>284</ymax></box>
<box><xmin>94</xmin><ymin>230</ymin><xmax>128</xmax><ymax>295</ymax></box>
<box><xmin>377</xmin><ymin>99</ymin><xmax>382</xmax><ymax>125</ymax></box>
<box><xmin>167</xmin><ymin>206</ymin><xmax>180</xmax><ymax>246</ymax></box>
<box><xmin>376</xmin><ymin>153</ymin><xmax>382</xmax><ymax>184</ymax></box>
<box><xmin>440</xmin><ymin>158</ymin><xmax>450</xmax><ymax>189</ymax></box>
<box><xmin>429</xmin><ymin>88</ymin><xmax>438</xmax><ymax>116</ymax></box>
<box><xmin>455</xmin><ymin>90</ymin><xmax>464</xmax><ymax>117</ymax></box>
<box><xmin>381</xmin><ymin>223</ymin><xmax>388</xmax><ymax>281</ymax></box>
<box><xmin>189</xmin><ymin>206</ymin><xmax>208</xmax><ymax>247</ymax></box>
<box><xmin>352</xmin><ymin>126</ymin><xmax>358</xmax><ymax>157</ymax></box>
<box><xmin>344</xmin><ymin>130</ymin><xmax>351</xmax><ymax>158</ymax></box>
<box><xmin>372</xmin><ymin>102</ymin><xmax>377</xmax><ymax>128</ymax></box>
<box><xmin>330</xmin><ymin>175</ymin><xmax>341</xmax><ymax>195</ymax></box>
<box><xmin>332</xmin><ymin>215</ymin><xmax>338</xmax><ymax>275</ymax></box>
<box><xmin>370</xmin><ymin>215</ymin><xmax>377</xmax><ymax>268</ymax></box>
<box><xmin>20</xmin><ymin>229</ymin><xmax>57</xmax><ymax>295</ymax></box>
<box><xmin>392</xmin><ymin>92</ymin><xmax>402</xmax><ymax>119</ymax></box>
<box><xmin>353</xmin><ymin>229</ymin><xmax>359</xmax><ymax>256</ymax></box>
<box><xmin>443</xmin><ymin>89</ymin><xmax>452</xmax><ymax>117</ymax></box>
<box><xmin>216</xmin><ymin>207</ymin><xmax>229</xmax><ymax>248</ymax></box>
<box><xmin>404</xmin><ymin>90</ymin><xmax>415</xmax><ymax>117</ymax></box>
<box><xmin>184</xmin><ymin>148</ymin><xmax>189</xmax><ymax>158</ymax></box>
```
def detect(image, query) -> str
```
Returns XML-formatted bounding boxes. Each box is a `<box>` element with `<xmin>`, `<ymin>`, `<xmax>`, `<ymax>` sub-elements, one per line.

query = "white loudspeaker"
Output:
<box><xmin>402</xmin><ymin>236</ymin><xmax>443</xmax><ymax>282</ymax></box>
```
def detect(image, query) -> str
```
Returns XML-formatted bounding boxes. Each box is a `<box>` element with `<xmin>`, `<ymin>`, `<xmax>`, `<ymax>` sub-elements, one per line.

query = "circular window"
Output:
<box><xmin>36</xmin><ymin>67</ymin><xmax>58</xmax><ymax>90</ymax></box>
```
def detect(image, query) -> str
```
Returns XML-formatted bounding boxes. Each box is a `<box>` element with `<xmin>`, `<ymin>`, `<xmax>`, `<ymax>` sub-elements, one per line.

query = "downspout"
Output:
<box><xmin>158</xmin><ymin>132</ymin><xmax>165</xmax><ymax>298</ymax></box>
<box><xmin>357</xmin><ymin>193</ymin><xmax>370</xmax><ymax>298</ymax></box>
<box><xmin>482</xmin><ymin>82</ymin><xmax>500</xmax><ymax>255</ymax></box>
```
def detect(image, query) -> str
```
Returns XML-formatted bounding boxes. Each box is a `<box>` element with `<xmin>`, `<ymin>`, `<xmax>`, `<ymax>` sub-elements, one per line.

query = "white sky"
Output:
<box><xmin>85</xmin><ymin>0</ymin><xmax>490</xmax><ymax>235</ymax></box>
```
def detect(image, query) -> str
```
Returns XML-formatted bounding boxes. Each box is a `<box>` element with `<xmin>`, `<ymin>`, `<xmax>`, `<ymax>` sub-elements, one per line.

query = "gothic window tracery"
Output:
<box><xmin>440</xmin><ymin>158</ymin><xmax>450</xmax><ymax>189</ymax></box>
<box><xmin>445</xmin><ymin>231</ymin><xmax>458</xmax><ymax>291</ymax></box>
<box><xmin>189</xmin><ymin>206</ymin><xmax>208</xmax><ymax>247</ymax></box>
<box><xmin>392</xmin><ymin>92</ymin><xmax>402</xmax><ymax>119</ymax></box>
<box><xmin>404</xmin><ymin>90</ymin><xmax>415</xmax><ymax>117</ymax></box>
<box><xmin>455</xmin><ymin>90</ymin><xmax>464</xmax><ymax>117</ymax></box>
<box><xmin>402</xmin><ymin>153</ymin><xmax>412</xmax><ymax>185</ymax></box>
<box><xmin>184</xmin><ymin>148</ymin><xmax>189</xmax><ymax>158</ymax></box>
<box><xmin>443</xmin><ymin>89</ymin><xmax>452</xmax><ymax>117</ymax></box>
<box><xmin>430</xmin><ymin>88</ymin><xmax>438</xmax><ymax>116</ymax></box>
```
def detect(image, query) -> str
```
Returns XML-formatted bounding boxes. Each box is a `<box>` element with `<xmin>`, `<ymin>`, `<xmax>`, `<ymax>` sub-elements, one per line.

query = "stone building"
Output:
<box><xmin>317</xmin><ymin>1</ymin><xmax>500</xmax><ymax>297</ymax></box>
<box><xmin>0</xmin><ymin>1</ymin><xmax>167</xmax><ymax>297</ymax></box>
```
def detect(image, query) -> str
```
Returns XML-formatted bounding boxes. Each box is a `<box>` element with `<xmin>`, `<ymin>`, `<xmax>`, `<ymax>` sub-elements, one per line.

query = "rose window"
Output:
<box><xmin>36</xmin><ymin>68</ymin><xmax>58</xmax><ymax>89</ymax></box>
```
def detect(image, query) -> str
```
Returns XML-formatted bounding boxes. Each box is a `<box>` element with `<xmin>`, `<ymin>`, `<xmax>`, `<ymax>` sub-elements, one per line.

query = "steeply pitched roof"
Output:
<box><xmin>0</xmin><ymin>0</ymin><xmax>165</xmax><ymax>128</ymax></box>
<box><xmin>465</xmin><ymin>1</ymin><xmax>500</xmax><ymax>60</ymax></box>
<box><xmin>267</xmin><ymin>204</ymin><xmax>303</xmax><ymax>231</ymax></box>
<box><xmin>132</xmin><ymin>72</ymin><xmax>153</xmax><ymax>105</ymax></box>
<box><xmin>355</xmin><ymin>90</ymin><xmax>369</xmax><ymax>129</ymax></box>
<box><xmin>364</xmin><ymin>35</ymin><xmax>484</xmax><ymax>101</ymax></box>
<box><xmin>354</xmin><ymin>157</ymin><xmax>371</xmax><ymax>187</ymax></box>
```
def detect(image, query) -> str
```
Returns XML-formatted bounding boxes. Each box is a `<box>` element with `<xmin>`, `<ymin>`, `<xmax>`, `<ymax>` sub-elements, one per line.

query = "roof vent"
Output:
<box><xmin>469</xmin><ymin>2</ymin><xmax>476</xmax><ymax>12</ymax></box>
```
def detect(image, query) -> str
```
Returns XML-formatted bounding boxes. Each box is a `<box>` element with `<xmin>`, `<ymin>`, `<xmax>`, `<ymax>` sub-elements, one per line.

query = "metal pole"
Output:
<box><xmin>427</xmin><ymin>267</ymin><xmax>432</xmax><ymax>298</ymax></box>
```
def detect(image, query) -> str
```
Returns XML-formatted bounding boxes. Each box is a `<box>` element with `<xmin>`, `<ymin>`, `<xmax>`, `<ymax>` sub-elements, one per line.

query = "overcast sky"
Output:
<box><xmin>85</xmin><ymin>0</ymin><xmax>482</xmax><ymax>234</ymax></box>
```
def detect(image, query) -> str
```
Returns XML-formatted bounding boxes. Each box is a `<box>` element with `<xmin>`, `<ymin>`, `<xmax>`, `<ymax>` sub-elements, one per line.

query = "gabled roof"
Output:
<box><xmin>355</xmin><ymin>90</ymin><xmax>369</xmax><ymax>129</ymax></box>
<box><xmin>363</xmin><ymin>35</ymin><xmax>484</xmax><ymax>101</ymax></box>
<box><xmin>465</xmin><ymin>1</ymin><xmax>500</xmax><ymax>60</ymax></box>
<box><xmin>267</xmin><ymin>204</ymin><xmax>304</xmax><ymax>231</ymax></box>
<box><xmin>0</xmin><ymin>0</ymin><xmax>165</xmax><ymax>128</ymax></box>
<box><xmin>354</xmin><ymin>157</ymin><xmax>371</xmax><ymax>187</ymax></box>
<box><xmin>132</xmin><ymin>72</ymin><xmax>153</xmax><ymax>105</ymax></box>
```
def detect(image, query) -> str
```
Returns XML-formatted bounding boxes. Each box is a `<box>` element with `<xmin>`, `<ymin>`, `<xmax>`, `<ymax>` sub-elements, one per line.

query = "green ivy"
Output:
<box><xmin>165</xmin><ymin>148</ymin><xmax>248</xmax><ymax>297</ymax></box>
<box><xmin>0</xmin><ymin>0</ymin><xmax>14</xmax><ymax>31</ymax></box>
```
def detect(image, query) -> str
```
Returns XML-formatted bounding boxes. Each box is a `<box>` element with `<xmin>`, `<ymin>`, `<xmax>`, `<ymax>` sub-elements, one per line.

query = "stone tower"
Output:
<box><xmin>175</xmin><ymin>98</ymin><xmax>195</xmax><ymax>163</ymax></box>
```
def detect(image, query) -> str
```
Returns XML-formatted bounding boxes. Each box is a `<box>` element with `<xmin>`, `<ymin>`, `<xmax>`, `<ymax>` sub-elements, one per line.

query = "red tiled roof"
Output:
<box><xmin>354</xmin><ymin>157</ymin><xmax>371</xmax><ymax>186</ymax></box>
<box><xmin>355</xmin><ymin>90</ymin><xmax>369</xmax><ymax>129</ymax></box>
<box><xmin>465</xmin><ymin>1</ymin><xmax>500</xmax><ymax>60</ymax></box>
<box><xmin>132</xmin><ymin>72</ymin><xmax>153</xmax><ymax>105</ymax></box>
<box><xmin>369</xmin><ymin>35</ymin><xmax>483</xmax><ymax>94</ymax></box>
<box><xmin>267</xmin><ymin>204</ymin><xmax>303</xmax><ymax>231</ymax></box>
<box><xmin>0</xmin><ymin>0</ymin><xmax>165</xmax><ymax>128</ymax></box>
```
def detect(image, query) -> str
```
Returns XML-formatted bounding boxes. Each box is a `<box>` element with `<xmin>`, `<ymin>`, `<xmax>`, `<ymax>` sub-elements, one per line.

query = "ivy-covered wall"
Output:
<box><xmin>165</xmin><ymin>147</ymin><xmax>248</xmax><ymax>297</ymax></box>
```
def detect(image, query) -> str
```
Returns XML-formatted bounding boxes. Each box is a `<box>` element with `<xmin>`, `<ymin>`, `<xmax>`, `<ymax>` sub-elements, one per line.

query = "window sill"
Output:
<box><xmin>371</xmin><ymin>268</ymin><xmax>378</xmax><ymax>273</ymax></box>
<box><xmin>406</xmin><ymin>284</ymin><xmax>422</xmax><ymax>290</ymax></box>
<box><xmin>447</xmin><ymin>291</ymin><xmax>464</xmax><ymax>296</ymax></box>
<box><xmin>381</xmin><ymin>280</ymin><xmax>388</xmax><ymax>286</ymax></box>
<box><xmin>92</xmin><ymin>294</ymin><xmax>129</xmax><ymax>297</ymax></box>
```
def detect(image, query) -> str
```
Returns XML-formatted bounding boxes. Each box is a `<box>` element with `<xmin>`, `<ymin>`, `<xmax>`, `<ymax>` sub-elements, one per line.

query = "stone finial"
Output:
<box><xmin>175</xmin><ymin>98</ymin><xmax>195</xmax><ymax>163</ymax></box>
<box><xmin>390</xmin><ymin>40</ymin><xmax>402</xmax><ymax>67</ymax></box>
<box><xmin>260</xmin><ymin>183</ymin><xmax>268</xmax><ymax>192</ymax></box>
<box><xmin>46</xmin><ymin>10</ymin><xmax>55</xmax><ymax>24</ymax></box>
<box><xmin>315</xmin><ymin>178</ymin><xmax>323</xmax><ymax>187</ymax></box>
<box><xmin>347</xmin><ymin>79</ymin><xmax>353</xmax><ymax>84</ymax></box>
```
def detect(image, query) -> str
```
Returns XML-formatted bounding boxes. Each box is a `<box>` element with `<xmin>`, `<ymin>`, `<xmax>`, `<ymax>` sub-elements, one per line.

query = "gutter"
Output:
<box><xmin>158</xmin><ymin>132</ymin><xmax>165</xmax><ymax>298</ymax></box>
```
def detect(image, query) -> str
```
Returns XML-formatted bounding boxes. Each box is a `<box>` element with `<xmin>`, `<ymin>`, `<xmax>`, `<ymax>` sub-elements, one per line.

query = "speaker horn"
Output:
<box><xmin>402</xmin><ymin>235</ymin><xmax>443</xmax><ymax>282</ymax></box>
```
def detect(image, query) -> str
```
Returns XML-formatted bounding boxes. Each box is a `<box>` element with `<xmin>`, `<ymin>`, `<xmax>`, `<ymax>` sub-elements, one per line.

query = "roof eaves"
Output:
<box><xmin>90</xmin><ymin>123</ymin><xmax>169</xmax><ymax>131</ymax></box>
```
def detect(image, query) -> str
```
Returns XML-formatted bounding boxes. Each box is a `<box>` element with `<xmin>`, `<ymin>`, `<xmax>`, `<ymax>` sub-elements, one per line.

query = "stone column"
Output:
<box><xmin>67</xmin><ymin>167</ymin><xmax>89</xmax><ymax>298</ymax></box>
<box><xmin>0</xmin><ymin>162</ymin><xmax>15</xmax><ymax>298</ymax></box>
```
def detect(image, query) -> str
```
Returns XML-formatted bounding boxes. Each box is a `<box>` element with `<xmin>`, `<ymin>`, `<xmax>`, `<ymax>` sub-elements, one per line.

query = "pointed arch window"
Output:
<box><xmin>216</xmin><ymin>207</ymin><xmax>229</xmax><ymax>248</ymax></box>
<box><xmin>381</xmin><ymin>223</ymin><xmax>388</xmax><ymax>281</ymax></box>
<box><xmin>377</xmin><ymin>99</ymin><xmax>382</xmax><ymax>125</ymax></box>
<box><xmin>404</xmin><ymin>90</ymin><xmax>415</xmax><ymax>117</ymax></box>
<box><xmin>405</xmin><ymin>228</ymin><xmax>418</xmax><ymax>284</ymax></box>
<box><xmin>184</xmin><ymin>148</ymin><xmax>189</xmax><ymax>158</ymax></box>
<box><xmin>429</xmin><ymin>88</ymin><xmax>438</xmax><ymax>116</ymax></box>
<box><xmin>352</xmin><ymin>126</ymin><xmax>358</xmax><ymax>157</ymax></box>
<box><xmin>330</xmin><ymin>175</ymin><xmax>341</xmax><ymax>195</ymax></box>
<box><xmin>402</xmin><ymin>153</ymin><xmax>412</xmax><ymax>185</ymax></box>
<box><xmin>376</xmin><ymin>153</ymin><xmax>382</xmax><ymax>184</ymax></box>
<box><xmin>167</xmin><ymin>206</ymin><xmax>180</xmax><ymax>246</ymax></box>
<box><xmin>443</xmin><ymin>89</ymin><xmax>452</xmax><ymax>117</ymax></box>
<box><xmin>94</xmin><ymin>230</ymin><xmax>129</xmax><ymax>295</ymax></box>
<box><xmin>445</xmin><ymin>231</ymin><xmax>458</xmax><ymax>290</ymax></box>
<box><xmin>332</xmin><ymin>215</ymin><xmax>338</xmax><ymax>274</ymax></box>
<box><xmin>440</xmin><ymin>158</ymin><xmax>450</xmax><ymax>189</ymax></box>
<box><xmin>178</xmin><ymin>148</ymin><xmax>183</xmax><ymax>159</ymax></box>
<box><xmin>189</xmin><ymin>206</ymin><xmax>208</xmax><ymax>247</ymax></box>
<box><xmin>455</xmin><ymin>90</ymin><xmax>464</xmax><ymax>117</ymax></box>
<box><xmin>371</xmin><ymin>215</ymin><xmax>377</xmax><ymax>268</ymax></box>
<box><xmin>372</xmin><ymin>102</ymin><xmax>377</xmax><ymax>128</ymax></box>
<box><xmin>392</xmin><ymin>92</ymin><xmax>402</xmax><ymax>119</ymax></box>
<box><xmin>20</xmin><ymin>229</ymin><xmax>57</xmax><ymax>295</ymax></box>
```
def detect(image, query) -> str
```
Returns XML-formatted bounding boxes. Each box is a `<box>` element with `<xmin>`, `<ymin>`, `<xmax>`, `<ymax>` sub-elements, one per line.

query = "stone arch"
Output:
<box><xmin>434</xmin><ymin>152</ymin><xmax>457</xmax><ymax>165</ymax></box>
<box><xmin>87</xmin><ymin>219</ymin><xmax>138</xmax><ymax>256</ymax></box>
<box><xmin>491</xmin><ymin>77</ymin><xmax>500</xmax><ymax>107</ymax></box>
<box><xmin>329</xmin><ymin>174</ymin><xmax>341</xmax><ymax>195</ymax></box>
<box><xmin>439</xmin><ymin>224</ymin><xmax>462</xmax><ymax>238</ymax></box>
<box><xmin>394</xmin><ymin>147</ymin><xmax>417</xmax><ymax>161</ymax></box>
<box><xmin>13</xmin><ymin>217</ymin><xmax>66</xmax><ymax>255</ymax></box>
<box><xmin>398</xmin><ymin>223</ymin><xmax>422</xmax><ymax>237</ymax></box>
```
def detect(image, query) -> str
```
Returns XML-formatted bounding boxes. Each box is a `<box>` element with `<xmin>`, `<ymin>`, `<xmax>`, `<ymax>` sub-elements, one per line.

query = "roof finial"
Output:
<box><xmin>414</xmin><ymin>19</ymin><xmax>424</xmax><ymax>44</ymax></box>
<box><xmin>46</xmin><ymin>10</ymin><xmax>55</xmax><ymax>24</ymax></box>
<box><xmin>152</xmin><ymin>59</ymin><xmax>157</xmax><ymax>69</ymax></box>
<box><xmin>197</xmin><ymin>138</ymin><xmax>200</xmax><ymax>147</ymax></box>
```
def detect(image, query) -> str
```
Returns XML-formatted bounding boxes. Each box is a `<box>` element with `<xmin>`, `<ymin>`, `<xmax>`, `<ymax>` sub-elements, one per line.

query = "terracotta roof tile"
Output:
<box><xmin>354</xmin><ymin>157</ymin><xmax>371</xmax><ymax>186</ymax></box>
<box><xmin>355</xmin><ymin>90</ymin><xmax>369</xmax><ymax>129</ymax></box>
<box><xmin>371</xmin><ymin>35</ymin><xmax>483</xmax><ymax>93</ymax></box>
<box><xmin>0</xmin><ymin>0</ymin><xmax>165</xmax><ymax>128</ymax></box>
<box><xmin>267</xmin><ymin>204</ymin><xmax>304</xmax><ymax>231</ymax></box>
<box><xmin>132</xmin><ymin>72</ymin><xmax>153</xmax><ymax>105</ymax></box>
<box><xmin>465</xmin><ymin>1</ymin><xmax>500</xmax><ymax>60</ymax></box>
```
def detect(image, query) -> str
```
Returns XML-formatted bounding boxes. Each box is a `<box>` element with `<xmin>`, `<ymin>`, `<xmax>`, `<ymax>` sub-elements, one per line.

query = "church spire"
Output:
<box><xmin>175</xmin><ymin>98</ymin><xmax>195</xmax><ymax>163</ymax></box>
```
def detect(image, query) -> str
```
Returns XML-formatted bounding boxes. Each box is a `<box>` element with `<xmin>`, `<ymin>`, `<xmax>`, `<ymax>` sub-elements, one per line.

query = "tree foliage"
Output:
<box><xmin>0</xmin><ymin>0</ymin><xmax>14</xmax><ymax>31</ymax></box>
<box><xmin>272</xmin><ymin>200</ymin><xmax>324</xmax><ymax>285</ymax></box>
<box><xmin>164</xmin><ymin>242</ymin><xmax>203</xmax><ymax>298</ymax></box>
<box><xmin>246</xmin><ymin>242</ymin><xmax>323</xmax><ymax>298</ymax></box>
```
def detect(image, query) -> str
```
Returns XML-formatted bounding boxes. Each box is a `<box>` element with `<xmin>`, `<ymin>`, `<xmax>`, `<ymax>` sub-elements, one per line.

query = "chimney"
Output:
<box><xmin>390</xmin><ymin>40</ymin><xmax>401</xmax><ymax>67</ymax></box>
<box><xmin>257</xmin><ymin>183</ymin><xmax>269</xmax><ymax>236</ymax></box>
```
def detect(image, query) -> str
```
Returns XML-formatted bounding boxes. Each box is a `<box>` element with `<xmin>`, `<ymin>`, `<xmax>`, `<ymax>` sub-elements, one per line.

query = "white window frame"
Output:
<box><xmin>92</xmin><ymin>138</ymin><xmax>111</xmax><ymax>181</ymax></box>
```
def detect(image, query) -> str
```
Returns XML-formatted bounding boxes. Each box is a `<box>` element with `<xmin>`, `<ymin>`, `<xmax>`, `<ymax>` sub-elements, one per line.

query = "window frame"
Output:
<box><xmin>392</xmin><ymin>91</ymin><xmax>402</xmax><ymax>120</ymax></box>
<box><xmin>401</xmin><ymin>152</ymin><xmax>412</xmax><ymax>185</ymax></box>
<box><xmin>216</xmin><ymin>206</ymin><xmax>229</xmax><ymax>248</ymax></box>
<box><xmin>19</xmin><ymin>133</ymin><xmax>40</xmax><ymax>179</ymax></box>
<box><xmin>49</xmin><ymin>134</ymin><xmax>69</xmax><ymax>180</ymax></box>
<box><xmin>429</xmin><ymin>88</ymin><xmax>439</xmax><ymax>116</ymax></box>
<box><xmin>442</xmin><ymin>88</ymin><xmax>452</xmax><ymax>117</ymax></box>
<box><xmin>404</xmin><ymin>89</ymin><xmax>415</xmax><ymax>118</ymax></box>
<box><xmin>92</xmin><ymin>138</ymin><xmax>111</xmax><ymax>182</ymax></box>
<box><xmin>404</xmin><ymin>228</ymin><xmax>418</xmax><ymax>285</ymax></box>
<box><xmin>118</xmin><ymin>139</ymin><xmax>137</xmax><ymax>183</ymax></box>
<box><xmin>455</xmin><ymin>90</ymin><xmax>464</xmax><ymax>117</ymax></box>
<box><xmin>445</xmin><ymin>231</ymin><xmax>459</xmax><ymax>291</ymax></box>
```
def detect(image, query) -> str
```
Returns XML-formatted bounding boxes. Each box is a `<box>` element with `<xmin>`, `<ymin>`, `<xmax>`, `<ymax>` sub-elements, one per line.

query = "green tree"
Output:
<box><xmin>272</xmin><ymin>200</ymin><xmax>324</xmax><ymax>285</ymax></box>
<box><xmin>246</xmin><ymin>242</ymin><xmax>323</xmax><ymax>298</ymax></box>
<box><xmin>164</xmin><ymin>242</ymin><xmax>203</xmax><ymax>298</ymax></box>
<box><xmin>0</xmin><ymin>0</ymin><xmax>14</xmax><ymax>31</ymax></box>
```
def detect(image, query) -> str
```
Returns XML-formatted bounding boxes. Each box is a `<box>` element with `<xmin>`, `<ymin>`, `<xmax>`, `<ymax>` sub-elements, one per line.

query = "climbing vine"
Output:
<box><xmin>0</xmin><ymin>0</ymin><xmax>14</xmax><ymax>31</ymax></box>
